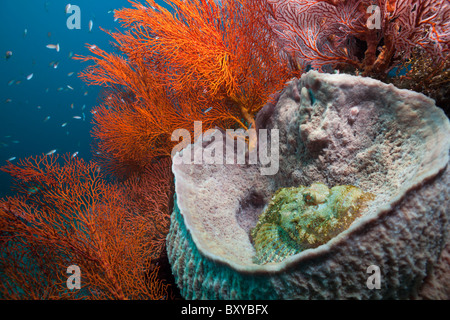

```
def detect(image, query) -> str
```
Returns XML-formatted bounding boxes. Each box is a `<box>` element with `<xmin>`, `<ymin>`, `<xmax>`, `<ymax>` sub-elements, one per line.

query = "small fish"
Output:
<box><xmin>67</xmin><ymin>85</ymin><xmax>74</xmax><ymax>90</ymax></box>
<box><xmin>65</xmin><ymin>4</ymin><xmax>71</xmax><ymax>13</ymax></box>
<box><xmin>68</xmin><ymin>52</ymin><xmax>73</xmax><ymax>58</ymax></box>
<box><xmin>81</xmin><ymin>104</ymin><xmax>86</xmax><ymax>111</ymax></box>
<box><xmin>26</xmin><ymin>73</ymin><xmax>34</xmax><ymax>80</ymax></box>
<box><xmin>5</xmin><ymin>51</ymin><xmax>12</xmax><ymax>59</ymax></box>
<box><xmin>15</xmin><ymin>80</ymin><xmax>21</xmax><ymax>85</ymax></box>
<box><xmin>71</xmin><ymin>151</ymin><xmax>79</xmax><ymax>158</ymax></box>
<box><xmin>53</xmin><ymin>61</ymin><xmax>59</xmax><ymax>69</ymax></box>
<box><xmin>7</xmin><ymin>80</ymin><xmax>15</xmax><ymax>86</ymax></box>
<box><xmin>37</xmin><ymin>105</ymin><xmax>41</xmax><ymax>109</ymax></box>
<box><xmin>67</xmin><ymin>72</ymin><xmax>74</xmax><ymax>77</ymax></box>
<box><xmin>7</xmin><ymin>157</ymin><xmax>16</xmax><ymax>161</ymax></box>
<box><xmin>61</xmin><ymin>122</ymin><xmax>67</xmax><ymax>127</ymax></box>
<box><xmin>90</xmin><ymin>45</ymin><xmax>97</xmax><ymax>50</ymax></box>
<box><xmin>84</xmin><ymin>91</ymin><xmax>88</xmax><ymax>96</ymax></box>
<box><xmin>70</xmin><ymin>103</ymin><xmax>74</xmax><ymax>109</ymax></box>
<box><xmin>46</xmin><ymin>44</ymin><xmax>60</xmax><ymax>52</ymax></box>
<box><xmin>5</xmin><ymin>99</ymin><xmax>12</xmax><ymax>103</ymax></box>
<box><xmin>46</xmin><ymin>149</ymin><xmax>57</xmax><ymax>156</ymax></box>
<box><xmin>82</xmin><ymin>112</ymin><xmax>86</xmax><ymax>121</ymax></box>
<box><xmin>45</xmin><ymin>88</ymin><xmax>49</xmax><ymax>93</ymax></box>
<box><xmin>73</xmin><ymin>116</ymin><xmax>82</xmax><ymax>120</ymax></box>
<box><xmin>27</xmin><ymin>186</ymin><xmax>40</xmax><ymax>195</ymax></box>
<box><xmin>44</xmin><ymin>116</ymin><xmax>51</xmax><ymax>122</ymax></box>
<box><xmin>23</xmin><ymin>29</ymin><xmax>28</xmax><ymax>37</ymax></box>
<box><xmin>12</xmin><ymin>140</ymin><xmax>20</xmax><ymax>144</ymax></box>
<box><xmin>89</xmin><ymin>20</ymin><xmax>93</xmax><ymax>32</ymax></box>
<box><xmin>47</xmin><ymin>32</ymin><xmax>52</xmax><ymax>38</ymax></box>
<box><xmin>203</xmin><ymin>107</ymin><xmax>212</xmax><ymax>113</ymax></box>
<box><xmin>57</xmin><ymin>87</ymin><xmax>64</xmax><ymax>91</ymax></box>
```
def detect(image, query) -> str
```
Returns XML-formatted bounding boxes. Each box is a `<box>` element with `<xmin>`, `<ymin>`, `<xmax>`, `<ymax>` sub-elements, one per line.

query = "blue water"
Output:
<box><xmin>0</xmin><ymin>1</ymin><xmax>169</xmax><ymax>198</ymax></box>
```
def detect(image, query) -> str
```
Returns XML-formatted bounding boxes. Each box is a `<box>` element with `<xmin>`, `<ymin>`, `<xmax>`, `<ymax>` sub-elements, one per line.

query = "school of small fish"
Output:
<box><xmin>0</xmin><ymin>2</ymin><xmax>115</xmax><ymax>163</ymax></box>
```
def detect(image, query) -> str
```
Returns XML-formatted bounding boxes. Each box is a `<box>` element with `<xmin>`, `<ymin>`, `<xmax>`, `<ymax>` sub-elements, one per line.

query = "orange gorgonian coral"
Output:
<box><xmin>120</xmin><ymin>157</ymin><xmax>182</xmax><ymax>298</ymax></box>
<box><xmin>121</xmin><ymin>157</ymin><xmax>174</xmax><ymax>261</ymax></box>
<box><xmin>76</xmin><ymin>0</ymin><xmax>299</xmax><ymax>177</ymax></box>
<box><xmin>0</xmin><ymin>154</ymin><xmax>170</xmax><ymax>300</ymax></box>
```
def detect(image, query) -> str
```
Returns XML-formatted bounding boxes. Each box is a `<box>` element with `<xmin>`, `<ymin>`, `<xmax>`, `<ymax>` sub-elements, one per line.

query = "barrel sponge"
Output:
<box><xmin>166</xmin><ymin>71</ymin><xmax>450</xmax><ymax>299</ymax></box>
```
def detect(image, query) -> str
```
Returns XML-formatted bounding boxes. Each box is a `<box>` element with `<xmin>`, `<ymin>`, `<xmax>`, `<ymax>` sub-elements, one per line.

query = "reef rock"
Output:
<box><xmin>166</xmin><ymin>71</ymin><xmax>450</xmax><ymax>299</ymax></box>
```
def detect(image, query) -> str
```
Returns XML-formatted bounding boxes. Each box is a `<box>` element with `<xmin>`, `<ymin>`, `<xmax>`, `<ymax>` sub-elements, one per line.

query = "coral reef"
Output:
<box><xmin>389</xmin><ymin>49</ymin><xmax>450</xmax><ymax>114</ymax></box>
<box><xmin>2</xmin><ymin>0</ymin><xmax>449</xmax><ymax>301</ymax></box>
<box><xmin>166</xmin><ymin>71</ymin><xmax>450</xmax><ymax>299</ymax></box>
<box><xmin>251</xmin><ymin>183</ymin><xmax>375</xmax><ymax>264</ymax></box>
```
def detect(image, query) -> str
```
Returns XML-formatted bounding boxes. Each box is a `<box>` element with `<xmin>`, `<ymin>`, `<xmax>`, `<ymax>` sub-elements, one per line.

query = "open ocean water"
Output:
<box><xmin>0</xmin><ymin>0</ymin><xmax>169</xmax><ymax>197</ymax></box>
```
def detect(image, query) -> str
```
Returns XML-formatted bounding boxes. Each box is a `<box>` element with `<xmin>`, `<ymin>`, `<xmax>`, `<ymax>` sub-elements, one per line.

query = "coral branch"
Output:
<box><xmin>263</xmin><ymin>0</ymin><xmax>450</xmax><ymax>76</ymax></box>
<box><xmin>75</xmin><ymin>0</ymin><xmax>299</xmax><ymax>177</ymax></box>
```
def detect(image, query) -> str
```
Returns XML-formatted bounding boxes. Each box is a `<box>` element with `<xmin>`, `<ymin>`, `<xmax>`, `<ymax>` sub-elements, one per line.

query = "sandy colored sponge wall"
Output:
<box><xmin>167</xmin><ymin>71</ymin><xmax>450</xmax><ymax>299</ymax></box>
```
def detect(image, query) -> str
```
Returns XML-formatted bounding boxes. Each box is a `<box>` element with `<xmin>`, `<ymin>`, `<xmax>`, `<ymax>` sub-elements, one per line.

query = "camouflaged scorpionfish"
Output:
<box><xmin>251</xmin><ymin>183</ymin><xmax>375</xmax><ymax>264</ymax></box>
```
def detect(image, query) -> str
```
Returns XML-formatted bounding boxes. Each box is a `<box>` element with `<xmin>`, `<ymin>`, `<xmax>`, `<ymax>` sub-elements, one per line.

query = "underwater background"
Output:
<box><xmin>0</xmin><ymin>0</ymin><xmax>168</xmax><ymax>198</ymax></box>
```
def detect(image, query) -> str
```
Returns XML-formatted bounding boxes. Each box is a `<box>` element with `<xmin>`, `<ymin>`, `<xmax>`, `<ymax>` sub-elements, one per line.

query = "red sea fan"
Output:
<box><xmin>264</xmin><ymin>0</ymin><xmax>364</xmax><ymax>70</ymax></box>
<box><xmin>0</xmin><ymin>154</ymin><xmax>170</xmax><ymax>299</ymax></box>
<box><xmin>76</xmin><ymin>0</ymin><xmax>300</xmax><ymax>178</ymax></box>
<box><xmin>264</xmin><ymin>0</ymin><xmax>450</xmax><ymax>75</ymax></box>
<box><xmin>387</xmin><ymin>0</ymin><xmax>450</xmax><ymax>58</ymax></box>
<box><xmin>121</xmin><ymin>157</ymin><xmax>174</xmax><ymax>260</ymax></box>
